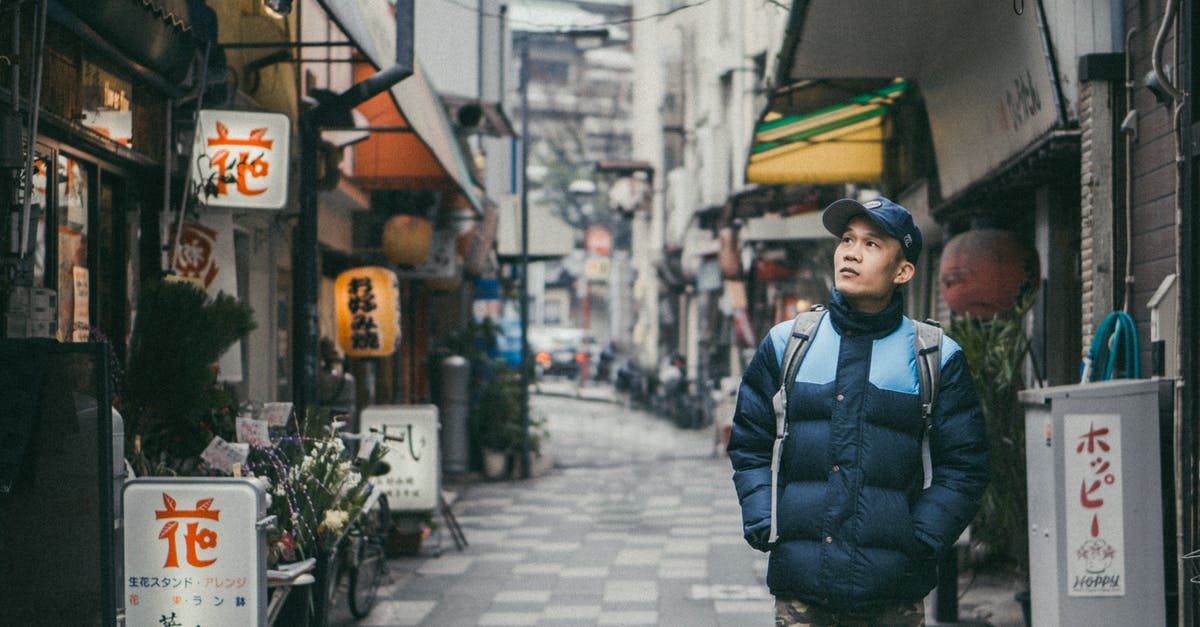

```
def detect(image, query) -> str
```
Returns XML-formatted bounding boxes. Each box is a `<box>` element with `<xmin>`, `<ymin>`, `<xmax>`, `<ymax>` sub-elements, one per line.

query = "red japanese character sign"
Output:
<box><xmin>125</xmin><ymin>478</ymin><xmax>267</xmax><ymax>625</ymax></box>
<box><xmin>1063</xmin><ymin>414</ymin><xmax>1124</xmax><ymax>596</ymax></box>
<box><xmin>191</xmin><ymin>110</ymin><xmax>291</xmax><ymax>209</ymax></box>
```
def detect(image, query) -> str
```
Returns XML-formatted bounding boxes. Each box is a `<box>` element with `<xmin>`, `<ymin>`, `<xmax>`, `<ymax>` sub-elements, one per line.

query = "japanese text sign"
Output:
<box><xmin>1064</xmin><ymin>414</ymin><xmax>1125</xmax><ymax>596</ymax></box>
<box><xmin>335</xmin><ymin>266</ymin><xmax>401</xmax><ymax>358</ymax></box>
<box><xmin>191</xmin><ymin>110</ymin><xmax>290</xmax><ymax>210</ymax></box>
<box><xmin>124</xmin><ymin>478</ymin><xmax>267</xmax><ymax>626</ymax></box>
<box><xmin>359</xmin><ymin>405</ymin><xmax>439</xmax><ymax>512</ymax></box>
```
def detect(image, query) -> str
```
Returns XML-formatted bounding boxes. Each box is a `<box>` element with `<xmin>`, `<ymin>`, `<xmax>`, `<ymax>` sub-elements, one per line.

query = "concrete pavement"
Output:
<box><xmin>328</xmin><ymin>384</ymin><xmax>1027</xmax><ymax>626</ymax></box>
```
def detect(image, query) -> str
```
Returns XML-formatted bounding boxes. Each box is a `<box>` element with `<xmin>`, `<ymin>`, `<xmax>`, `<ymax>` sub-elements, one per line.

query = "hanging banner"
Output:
<box><xmin>335</xmin><ymin>267</ymin><xmax>401</xmax><ymax>358</ymax></box>
<box><xmin>191</xmin><ymin>110</ymin><xmax>291</xmax><ymax>210</ymax></box>
<box><xmin>1063</xmin><ymin>413</ymin><xmax>1125</xmax><ymax>596</ymax></box>
<box><xmin>172</xmin><ymin>209</ymin><xmax>243</xmax><ymax>382</ymax></box>
<box><xmin>123</xmin><ymin>478</ymin><xmax>268</xmax><ymax>626</ymax></box>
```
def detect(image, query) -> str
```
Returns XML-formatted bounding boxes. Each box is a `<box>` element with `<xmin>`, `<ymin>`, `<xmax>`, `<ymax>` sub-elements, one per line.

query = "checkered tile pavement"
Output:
<box><xmin>330</xmin><ymin>393</ymin><xmax>773</xmax><ymax>626</ymax></box>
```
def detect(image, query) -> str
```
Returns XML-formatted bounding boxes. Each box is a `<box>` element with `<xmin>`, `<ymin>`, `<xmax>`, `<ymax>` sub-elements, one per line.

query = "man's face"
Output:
<box><xmin>833</xmin><ymin>215</ymin><xmax>914</xmax><ymax>313</ymax></box>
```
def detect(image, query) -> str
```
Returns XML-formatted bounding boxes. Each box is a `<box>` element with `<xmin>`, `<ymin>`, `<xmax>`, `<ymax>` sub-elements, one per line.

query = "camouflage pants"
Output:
<box><xmin>774</xmin><ymin>597</ymin><xmax>924</xmax><ymax>627</ymax></box>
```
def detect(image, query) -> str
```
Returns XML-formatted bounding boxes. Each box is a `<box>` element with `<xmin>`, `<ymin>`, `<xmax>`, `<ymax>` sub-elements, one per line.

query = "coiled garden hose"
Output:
<box><xmin>1081</xmin><ymin>311</ymin><xmax>1141</xmax><ymax>382</ymax></box>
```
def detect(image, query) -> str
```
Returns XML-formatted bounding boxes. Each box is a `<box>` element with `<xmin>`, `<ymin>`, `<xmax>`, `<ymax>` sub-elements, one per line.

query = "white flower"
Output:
<box><xmin>323</xmin><ymin>509</ymin><xmax>350</xmax><ymax>535</ymax></box>
<box><xmin>339</xmin><ymin>471</ymin><xmax>362</xmax><ymax>497</ymax></box>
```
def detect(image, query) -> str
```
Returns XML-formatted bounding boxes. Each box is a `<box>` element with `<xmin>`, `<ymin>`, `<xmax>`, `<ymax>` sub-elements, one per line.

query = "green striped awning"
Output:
<box><xmin>747</xmin><ymin>79</ymin><xmax>908</xmax><ymax>185</ymax></box>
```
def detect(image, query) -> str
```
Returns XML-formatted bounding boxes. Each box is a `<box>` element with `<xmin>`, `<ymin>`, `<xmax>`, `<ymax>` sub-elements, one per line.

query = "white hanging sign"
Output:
<box><xmin>191</xmin><ymin>110</ymin><xmax>291</xmax><ymax>210</ymax></box>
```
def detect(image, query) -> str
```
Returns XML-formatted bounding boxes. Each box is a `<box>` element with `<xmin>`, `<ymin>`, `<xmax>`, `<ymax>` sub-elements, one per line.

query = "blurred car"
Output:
<box><xmin>529</xmin><ymin>326</ymin><xmax>590</xmax><ymax>378</ymax></box>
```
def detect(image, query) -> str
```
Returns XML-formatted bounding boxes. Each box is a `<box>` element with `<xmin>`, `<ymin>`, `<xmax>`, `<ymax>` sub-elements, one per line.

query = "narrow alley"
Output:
<box><xmin>330</xmin><ymin>388</ymin><xmax>771</xmax><ymax>626</ymax></box>
<box><xmin>328</xmin><ymin>388</ymin><xmax>1025</xmax><ymax>627</ymax></box>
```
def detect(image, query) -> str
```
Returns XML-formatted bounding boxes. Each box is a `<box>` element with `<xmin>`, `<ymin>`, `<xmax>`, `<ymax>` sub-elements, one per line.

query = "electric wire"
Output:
<box><xmin>436</xmin><ymin>0</ymin><xmax>715</xmax><ymax>30</ymax></box>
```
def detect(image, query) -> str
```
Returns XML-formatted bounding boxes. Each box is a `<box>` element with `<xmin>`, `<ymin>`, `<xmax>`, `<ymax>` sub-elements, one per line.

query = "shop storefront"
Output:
<box><xmin>1</xmin><ymin>0</ymin><xmax>209</xmax><ymax>356</ymax></box>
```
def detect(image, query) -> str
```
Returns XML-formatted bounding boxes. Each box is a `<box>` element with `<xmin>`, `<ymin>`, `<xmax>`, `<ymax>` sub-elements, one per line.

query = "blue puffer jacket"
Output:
<box><xmin>729</xmin><ymin>290</ymin><xmax>988</xmax><ymax>609</ymax></box>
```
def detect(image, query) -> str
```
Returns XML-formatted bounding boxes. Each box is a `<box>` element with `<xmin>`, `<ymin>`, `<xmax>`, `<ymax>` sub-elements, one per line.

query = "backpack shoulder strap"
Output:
<box><xmin>767</xmin><ymin>305</ymin><xmax>825</xmax><ymax>544</ymax></box>
<box><xmin>777</xmin><ymin>307</ymin><xmax>827</xmax><ymax>407</ymax></box>
<box><xmin>913</xmin><ymin>318</ymin><xmax>943</xmax><ymax>489</ymax></box>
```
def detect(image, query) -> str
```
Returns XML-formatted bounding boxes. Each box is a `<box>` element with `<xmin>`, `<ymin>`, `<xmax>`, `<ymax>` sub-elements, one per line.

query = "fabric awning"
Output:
<box><xmin>769</xmin><ymin>1</ymin><xmax>1066</xmax><ymax>200</ymax></box>
<box><xmin>746</xmin><ymin>79</ymin><xmax>907</xmax><ymax>186</ymax></box>
<box><xmin>57</xmin><ymin>0</ymin><xmax>207</xmax><ymax>85</ymax></box>
<box><xmin>319</xmin><ymin>0</ymin><xmax>484</xmax><ymax>216</ymax></box>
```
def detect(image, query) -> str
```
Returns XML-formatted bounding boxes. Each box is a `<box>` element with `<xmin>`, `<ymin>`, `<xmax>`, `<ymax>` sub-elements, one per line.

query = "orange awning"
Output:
<box><xmin>320</xmin><ymin>0</ymin><xmax>483</xmax><ymax>214</ymax></box>
<box><xmin>351</xmin><ymin>60</ymin><xmax>478</xmax><ymax>199</ymax></box>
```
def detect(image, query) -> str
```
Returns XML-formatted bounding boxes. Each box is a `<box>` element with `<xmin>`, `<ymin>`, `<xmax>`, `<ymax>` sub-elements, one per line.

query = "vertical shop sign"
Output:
<box><xmin>71</xmin><ymin>266</ymin><xmax>90</xmax><ymax>341</ymax></box>
<box><xmin>124</xmin><ymin>478</ymin><xmax>267</xmax><ymax>626</ymax></box>
<box><xmin>1063</xmin><ymin>414</ymin><xmax>1125</xmax><ymax>596</ymax></box>
<box><xmin>171</xmin><ymin>209</ymin><xmax>243</xmax><ymax>382</ymax></box>
<box><xmin>358</xmin><ymin>405</ymin><xmax>439</xmax><ymax>512</ymax></box>
<box><xmin>191</xmin><ymin>110</ymin><xmax>291</xmax><ymax>210</ymax></box>
<box><xmin>335</xmin><ymin>267</ymin><xmax>401</xmax><ymax>358</ymax></box>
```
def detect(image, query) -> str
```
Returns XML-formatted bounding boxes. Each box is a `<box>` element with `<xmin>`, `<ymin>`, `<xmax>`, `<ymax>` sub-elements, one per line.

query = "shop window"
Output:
<box><xmin>80</xmin><ymin>61</ymin><xmax>133</xmax><ymax>149</ymax></box>
<box><xmin>56</xmin><ymin>154</ymin><xmax>90</xmax><ymax>342</ymax></box>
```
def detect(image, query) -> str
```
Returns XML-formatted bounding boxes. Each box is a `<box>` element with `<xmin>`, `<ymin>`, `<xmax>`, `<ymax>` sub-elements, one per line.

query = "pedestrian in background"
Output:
<box><xmin>728</xmin><ymin>197</ymin><xmax>989</xmax><ymax>626</ymax></box>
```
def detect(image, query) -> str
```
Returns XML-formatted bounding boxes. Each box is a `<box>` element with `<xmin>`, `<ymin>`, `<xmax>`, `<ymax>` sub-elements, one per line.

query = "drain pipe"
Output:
<box><xmin>1146</xmin><ymin>1</ymin><xmax>1189</xmax><ymax>624</ymax></box>
<box><xmin>18</xmin><ymin>0</ymin><xmax>47</xmax><ymax>259</ymax></box>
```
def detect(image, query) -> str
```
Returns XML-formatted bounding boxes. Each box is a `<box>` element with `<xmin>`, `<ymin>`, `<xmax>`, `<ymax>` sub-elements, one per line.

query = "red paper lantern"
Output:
<box><xmin>939</xmin><ymin>229</ymin><xmax>1038</xmax><ymax>318</ymax></box>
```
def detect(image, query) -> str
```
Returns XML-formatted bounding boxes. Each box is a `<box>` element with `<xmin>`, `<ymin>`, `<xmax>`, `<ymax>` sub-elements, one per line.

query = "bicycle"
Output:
<box><xmin>267</xmin><ymin>423</ymin><xmax>392</xmax><ymax>625</ymax></box>
<box><xmin>326</xmin><ymin>424</ymin><xmax>392</xmax><ymax>620</ymax></box>
<box><xmin>266</xmin><ymin>486</ymin><xmax>390</xmax><ymax>624</ymax></box>
<box><xmin>343</xmin><ymin>484</ymin><xmax>390</xmax><ymax>618</ymax></box>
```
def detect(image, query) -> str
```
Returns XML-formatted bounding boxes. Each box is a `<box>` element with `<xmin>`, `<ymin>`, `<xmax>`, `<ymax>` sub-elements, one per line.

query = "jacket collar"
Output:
<box><xmin>828</xmin><ymin>288</ymin><xmax>904</xmax><ymax>339</ymax></box>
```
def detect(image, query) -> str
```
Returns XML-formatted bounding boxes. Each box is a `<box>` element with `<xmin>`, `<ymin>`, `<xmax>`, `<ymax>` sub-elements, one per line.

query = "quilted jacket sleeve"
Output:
<box><xmin>727</xmin><ymin>333</ymin><xmax>783</xmax><ymax>551</ymax></box>
<box><xmin>910</xmin><ymin>348</ymin><xmax>990</xmax><ymax>554</ymax></box>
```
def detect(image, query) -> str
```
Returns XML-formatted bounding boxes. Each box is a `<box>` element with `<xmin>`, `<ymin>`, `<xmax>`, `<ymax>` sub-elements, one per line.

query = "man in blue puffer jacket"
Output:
<box><xmin>729</xmin><ymin>197</ymin><xmax>989</xmax><ymax>626</ymax></box>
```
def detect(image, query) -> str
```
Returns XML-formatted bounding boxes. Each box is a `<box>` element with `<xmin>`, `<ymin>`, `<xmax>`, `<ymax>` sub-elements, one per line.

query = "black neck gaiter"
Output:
<box><xmin>827</xmin><ymin>288</ymin><xmax>904</xmax><ymax>339</ymax></box>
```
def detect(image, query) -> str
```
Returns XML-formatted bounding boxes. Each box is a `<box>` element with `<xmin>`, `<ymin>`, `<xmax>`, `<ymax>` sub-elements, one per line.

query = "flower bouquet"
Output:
<box><xmin>242</xmin><ymin>408</ymin><xmax>389</xmax><ymax>565</ymax></box>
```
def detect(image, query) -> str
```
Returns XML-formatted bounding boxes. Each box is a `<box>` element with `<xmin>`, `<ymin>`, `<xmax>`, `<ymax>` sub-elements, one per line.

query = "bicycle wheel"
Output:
<box><xmin>348</xmin><ymin>492</ymin><xmax>390</xmax><ymax>619</ymax></box>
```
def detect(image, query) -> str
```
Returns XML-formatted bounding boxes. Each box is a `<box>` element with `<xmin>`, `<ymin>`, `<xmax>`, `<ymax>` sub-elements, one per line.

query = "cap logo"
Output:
<box><xmin>863</xmin><ymin>200</ymin><xmax>883</xmax><ymax>209</ymax></box>
<box><xmin>903</xmin><ymin>234</ymin><xmax>913</xmax><ymax>248</ymax></box>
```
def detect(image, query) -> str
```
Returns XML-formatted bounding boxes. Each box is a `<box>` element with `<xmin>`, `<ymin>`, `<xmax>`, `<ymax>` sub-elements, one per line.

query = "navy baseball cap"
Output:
<box><xmin>822</xmin><ymin>196</ymin><xmax>922</xmax><ymax>264</ymax></box>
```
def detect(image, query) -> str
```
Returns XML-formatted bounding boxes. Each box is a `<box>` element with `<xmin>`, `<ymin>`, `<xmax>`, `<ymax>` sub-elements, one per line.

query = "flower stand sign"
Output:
<box><xmin>359</xmin><ymin>405</ymin><xmax>439</xmax><ymax>512</ymax></box>
<box><xmin>124</xmin><ymin>477</ymin><xmax>269</xmax><ymax>626</ymax></box>
<box><xmin>190</xmin><ymin>109</ymin><xmax>291</xmax><ymax>210</ymax></box>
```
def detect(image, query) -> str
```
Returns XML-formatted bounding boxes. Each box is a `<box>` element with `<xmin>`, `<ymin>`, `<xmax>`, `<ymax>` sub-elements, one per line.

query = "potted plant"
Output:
<box><xmin>472</xmin><ymin>366</ymin><xmax>522</xmax><ymax>478</ymax></box>
<box><xmin>121</xmin><ymin>279</ymin><xmax>255</xmax><ymax>474</ymax></box>
<box><xmin>470</xmin><ymin>364</ymin><xmax>550</xmax><ymax>478</ymax></box>
<box><xmin>946</xmin><ymin>291</ymin><xmax>1036</xmax><ymax>621</ymax></box>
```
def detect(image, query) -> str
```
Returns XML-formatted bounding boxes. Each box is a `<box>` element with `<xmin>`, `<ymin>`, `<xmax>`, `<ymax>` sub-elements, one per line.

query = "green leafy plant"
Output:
<box><xmin>946</xmin><ymin>291</ymin><xmax>1036</xmax><ymax>567</ymax></box>
<box><xmin>470</xmin><ymin>364</ymin><xmax>546</xmax><ymax>454</ymax></box>
<box><xmin>121</xmin><ymin>279</ymin><xmax>255</xmax><ymax>471</ymax></box>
